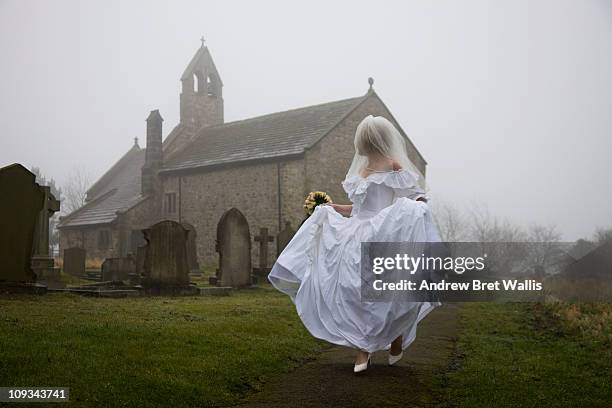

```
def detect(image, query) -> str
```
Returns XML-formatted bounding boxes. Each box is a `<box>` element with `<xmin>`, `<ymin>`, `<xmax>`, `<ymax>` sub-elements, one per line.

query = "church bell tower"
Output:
<box><xmin>180</xmin><ymin>38</ymin><xmax>224</xmax><ymax>130</ymax></box>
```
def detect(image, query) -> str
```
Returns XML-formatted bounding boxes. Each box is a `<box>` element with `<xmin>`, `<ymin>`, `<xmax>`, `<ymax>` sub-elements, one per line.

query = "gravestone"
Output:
<box><xmin>0</xmin><ymin>164</ymin><xmax>45</xmax><ymax>289</ymax></box>
<box><xmin>64</xmin><ymin>247</ymin><xmax>86</xmax><ymax>277</ymax></box>
<box><xmin>141</xmin><ymin>220</ymin><xmax>197</xmax><ymax>295</ymax></box>
<box><xmin>215</xmin><ymin>208</ymin><xmax>252</xmax><ymax>287</ymax></box>
<box><xmin>101</xmin><ymin>256</ymin><xmax>136</xmax><ymax>282</ymax></box>
<box><xmin>182</xmin><ymin>222</ymin><xmax>201</xmax><ymax>275</ymax></box>
<box><xmin>254</xmin><ymin>227</ymin><xmax>274</xmax><ymax>276</ymax></box>
<box><xmin>277</xmin><ymin>221</ymin><xmax>296</xmax><ymax>256</ymax></box>
<box><xmin>31</xmin><ymin>185</ymin><xmax>63</xmax><ymax>288</ymax></box>
<box><xmin>133</xmin><ymin>245</ymin><xmax>147</xmax><ymax>284</ymax></box>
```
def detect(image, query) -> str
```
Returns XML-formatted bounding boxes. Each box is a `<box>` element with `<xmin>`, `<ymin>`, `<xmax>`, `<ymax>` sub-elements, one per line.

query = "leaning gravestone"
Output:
<box><xmin>0</xmin><ymin>164</ymin><xmax>46</xmax><ymax>292</ymax></box>
<box><xmin>101</xmin><ymin>256</ymin><xmax>136</xmax><ymax>282</ymax></box>
<box><xmin>182</xmin><ymin>222</ymin><xmax>201</xmax><ymax>275</ymax></box>
<box><xmin>215</xmin><ymin>208</ymin><xmax>252</xmax><ymax>288</ymax></box>
<box><xmin>141</xmin><ymin>220</ymin><xmax>197</xmax><ymax>295</ymax></box>
<box><xmin>64</xmin><ymin>247</ymin><xmax>86</xmax><ymax>277</ymax></box>
<box><xmin>277</xmin><ymin>221</ymin><xmax>296</xmax><ymax>256</ymax></box>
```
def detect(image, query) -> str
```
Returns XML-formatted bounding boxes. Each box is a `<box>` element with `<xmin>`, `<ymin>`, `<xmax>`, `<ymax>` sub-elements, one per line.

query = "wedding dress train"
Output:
<box><xmin>268</xmin><ymin>168</ymin><xmax>441</xmax><ymax>352</ymax></box>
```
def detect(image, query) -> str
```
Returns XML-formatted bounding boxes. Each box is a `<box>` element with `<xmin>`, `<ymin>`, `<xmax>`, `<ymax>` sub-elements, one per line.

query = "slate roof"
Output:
<box><xmin>161</xmin><ymin>95</ymin><xmax>367</xmax><ymax>173</ymax></box>
<box><xmin>58</xmin><ymin>91</ymin><xmax>427</xmax><ymax>228</ymax></box>
<box><xmin>57</xmin><ymin>145</ymin><xmax>146</xmax><ymax>228</ymax></box>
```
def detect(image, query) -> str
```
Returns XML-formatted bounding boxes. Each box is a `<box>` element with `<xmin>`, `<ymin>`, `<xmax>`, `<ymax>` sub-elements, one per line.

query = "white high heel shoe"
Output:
<box><xmin>388</xmin><ymin>351</ymin><xmax>403</xmax><ymax>366</ymax></box>
<box><xmin>353</xmin><ymin>353</ymin><xmax>371</xmax><ymax>373</ymax></box>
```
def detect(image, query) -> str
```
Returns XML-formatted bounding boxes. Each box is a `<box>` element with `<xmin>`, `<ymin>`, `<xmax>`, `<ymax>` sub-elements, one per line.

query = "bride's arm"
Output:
<box><xmin>329</xmin><ymin>203</ymin><xmax>352</xmax><ymax>217</ymax></box>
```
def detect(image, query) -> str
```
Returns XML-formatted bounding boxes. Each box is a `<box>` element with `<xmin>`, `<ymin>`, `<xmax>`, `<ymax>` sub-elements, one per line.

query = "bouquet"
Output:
<box><xmin>303</xmin><ymin>191</ymin><xmax>333</xmax><ymax>216</ymax></box>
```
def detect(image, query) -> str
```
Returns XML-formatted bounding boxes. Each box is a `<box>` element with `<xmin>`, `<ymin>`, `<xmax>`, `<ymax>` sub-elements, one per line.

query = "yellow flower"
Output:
<box><xmin>303</xmin><ymin>191</ymin><xmax>333</xmax><ymax>215</ymax></box>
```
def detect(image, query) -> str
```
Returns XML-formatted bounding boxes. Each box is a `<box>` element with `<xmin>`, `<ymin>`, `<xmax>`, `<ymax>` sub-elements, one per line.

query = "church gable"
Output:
<box><xmin>57</xmin><ymin>144</ymin><xmax>146</xmax><ymax>228</ymax></box>
<box><xmin>303</xmin><ymin>91</ymin><xmax>427</xmax><ymax>206</ymax></box>
<box><xmin>309</xmin><ymin>91</ymin><xmax>426</xmax><ymax>176</ymax></box>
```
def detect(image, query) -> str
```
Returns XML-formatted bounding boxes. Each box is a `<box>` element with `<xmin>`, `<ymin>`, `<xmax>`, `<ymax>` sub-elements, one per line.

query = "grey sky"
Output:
<box><xmin>1</xmin><ymin>0</ymin><xmax>610</xmax><ymax>240</ymax></box>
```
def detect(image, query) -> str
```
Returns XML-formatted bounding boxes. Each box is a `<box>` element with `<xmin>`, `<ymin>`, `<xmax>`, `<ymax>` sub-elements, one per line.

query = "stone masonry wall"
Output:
<box><xmin>161</xmin><ymin>158</ymin><xmax>306</xmax><ymax>269</ymax></box>
<box><xmin>304</xmin><ymin>93</ymin><xmax>426</xmax><ymax>205</ymax></box>
<box><xmin>59</xmin><ymin>225</ymin><xmax>118</xmax><ymax>262</ymax></box>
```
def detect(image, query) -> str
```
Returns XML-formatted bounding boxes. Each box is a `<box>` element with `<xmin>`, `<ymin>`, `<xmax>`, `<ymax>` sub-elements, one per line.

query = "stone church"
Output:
<box><xmin>57</xmin><ymin>42</ymin><xmax>427</xmax><ymax>268</ymax></box>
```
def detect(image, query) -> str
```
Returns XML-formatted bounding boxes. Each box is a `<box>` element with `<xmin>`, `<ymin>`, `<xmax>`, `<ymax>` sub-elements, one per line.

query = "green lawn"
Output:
<box><xmin>2</xmin><ymin>288</ymin><xmax>610</xmax><ymax>407</ymax></box>
<box><xmin>439</xmin><ymin>302</ymin><xmax>611</xmax><ymax>408</ymax></box>
<box><xmin>0</xmin><ymin>286</ymin><xmax>324</xmax><ymax>407</ymax></box>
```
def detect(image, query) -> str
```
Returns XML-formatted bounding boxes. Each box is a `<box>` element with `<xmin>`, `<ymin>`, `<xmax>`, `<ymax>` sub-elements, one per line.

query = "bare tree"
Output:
<box><xmin>63</xmin><ymin>166</ymin><xmax>92</xmax><ymax>215</ymax></box>
<box><xmin>466</xmin><ymin>203</ymin><xmax>527</xmax><ymax>274</ymax></box>
<box><xmin>432</xmin><ymin>200</ymin><xmax>469</xmax><ymax>242</ymax></box>
<box><xmin>593</xmin><ymin>227</ymin><xmax>612</xmax><ymax>244</ymax></box>
<box><xmin>467</xmin><ymin>203</ymin><xmax>526</xmax><ymax>242</ymax></box>
<box><xmin>525</xmin><ymin>224</ymin><xmax>563</xmax><ymax>275</ymax></box>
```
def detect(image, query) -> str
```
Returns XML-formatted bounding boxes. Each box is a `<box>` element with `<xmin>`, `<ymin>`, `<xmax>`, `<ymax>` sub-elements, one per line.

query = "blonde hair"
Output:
<box><xmin>354</xmin><ymin>115</ymin><xmax>395</xmax><ymax>158</ymax></box>
<box><xmin>346</xmin><ymin>115</ymin><xmax>423</xmax><ymax>184</ymax></box>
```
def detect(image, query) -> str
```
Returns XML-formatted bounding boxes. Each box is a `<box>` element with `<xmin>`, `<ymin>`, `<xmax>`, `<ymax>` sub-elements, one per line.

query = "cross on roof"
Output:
<box><xmin>200</xmin><ymin>36</ymin><xmax>206</xmax><ymax>46</ymax></box>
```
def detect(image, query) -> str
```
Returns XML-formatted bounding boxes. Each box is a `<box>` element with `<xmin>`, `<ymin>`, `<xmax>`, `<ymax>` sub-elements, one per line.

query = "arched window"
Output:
<box><xmin>207</xmin><ymin>73</ymin><xmax>219</xmax><ymax>97</ymax></box>
<box><xmin>194</xmin><ymin>71</ymin><xmax>205</xmax><ymax>94</ymax></box>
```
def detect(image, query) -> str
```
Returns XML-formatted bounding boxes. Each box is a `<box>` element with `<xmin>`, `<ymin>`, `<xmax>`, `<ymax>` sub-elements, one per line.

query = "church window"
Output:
<box><xmin>165</xmin><ymin>193</ymin><xmax>177</xmax><ymax>214</ymax></box>
<box><xmin>194</xmin><ymin>71</ymin><xmax>205</xmax><ymax>94</ymax></box>
<box><xmin>98</xmin><ymin>229</ymin><xmax>110</xmax><ymax>250</ymax></box>
<box><xmin>207</xmin><ymin>73</ymin><xmax>219</xmax><ymax>96</ymax></box>
<box><xmin>207</xmin><ymin>76</ymin><xmax>213</xmax><ymax>95</ymax></box>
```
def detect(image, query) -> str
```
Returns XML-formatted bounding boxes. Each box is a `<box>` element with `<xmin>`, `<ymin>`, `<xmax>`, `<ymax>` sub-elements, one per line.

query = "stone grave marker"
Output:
<box><xmin>101</xmin><ymin>256</ymin><xmax>136</xmax><ymax>282</ymax></box>
<box><xmin>31</xmin><ymin>185</ymin><xmax>63</xmax><ymax>288</ymax></box>
<box><xmin>277</xmin><ymin>221</ymin><xmax>295</xmax><ymax>256</ymax></box>
<box><xmin>64</xmin><ymin>247</ymin><xmax>86</xmax><ymax>277</ymax></box>
<box><xmin>215</xmin><ymin>208</ymin><xmax>252</xmax><ymax>287</ymax></box>
<box><xmin>182</xmin><ymin>222</ymin><xmax>201</xmax><ymax>275</ymax></box>
<box><xmin>141</xmin><ymin>220</ymin><xmax>197</xmax><ymax>295</ymax></box>
<box><xmin>254</xmin><ymin>227</ymin><xmax>274</xmax><ymax>276</ymax></box>
<box><xmin>0</xmin><ymin>163</ymin><xmax>45</xmax><ymax>287</ymax></box>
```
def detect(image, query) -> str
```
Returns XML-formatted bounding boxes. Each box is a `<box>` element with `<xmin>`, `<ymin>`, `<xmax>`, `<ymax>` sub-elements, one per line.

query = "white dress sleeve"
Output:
<box><xmin>382</xmin><ymin>169</ymin><xmax>427</xmax><ymax>202</ymax></box>
<box><xmin>342</xmin><ymin>168</ymin><xmax>426</xmax><ymax>216</ymax></box>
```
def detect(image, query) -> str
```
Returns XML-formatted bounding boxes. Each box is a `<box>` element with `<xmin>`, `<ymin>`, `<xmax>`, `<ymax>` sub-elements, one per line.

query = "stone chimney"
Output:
<box><xmin>141</xmin><ymin>109</ymin><xmax>163</xmax><ymax>195</ymax></box>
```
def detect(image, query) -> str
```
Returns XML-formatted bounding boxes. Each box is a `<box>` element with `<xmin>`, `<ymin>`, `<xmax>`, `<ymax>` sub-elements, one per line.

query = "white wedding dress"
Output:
<box><xmin>268</xmin><ymin>168</ymin><xmax>441</xmax><ymax>352</ymax></box>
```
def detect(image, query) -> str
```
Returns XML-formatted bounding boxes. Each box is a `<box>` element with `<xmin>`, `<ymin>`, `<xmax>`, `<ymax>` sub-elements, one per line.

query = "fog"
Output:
<box><xmin>1</xmin><ymin>0</ymin><xmax>610</xmax><ymax>240</ymax></box>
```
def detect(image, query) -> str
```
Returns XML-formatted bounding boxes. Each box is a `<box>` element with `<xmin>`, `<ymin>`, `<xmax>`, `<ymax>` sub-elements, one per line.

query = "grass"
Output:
<box><xmin>0</xmin><ymin>286</ymin><xmax>324</xmax><ymax>407</ymax></box>
<box><xmin>439</xmin><ymin>302</ymin><xmax>612</xmax><ymax>408</ymax></box>
<box><xmin>2</xmin><ymin>286</ymin><xmax>610</xmax><ymax>408</ymax></box>
<box><xmin>539</xmin><ymin>302</ymin><xmax>611</xmax><ymax>344</ymax></box>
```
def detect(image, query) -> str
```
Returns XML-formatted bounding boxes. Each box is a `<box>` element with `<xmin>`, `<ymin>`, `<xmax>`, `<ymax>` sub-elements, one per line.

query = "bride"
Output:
<box><xmin>268</xmin><ymin>115</ymin><xmax>441</xmax><ymax>373</ymax></box>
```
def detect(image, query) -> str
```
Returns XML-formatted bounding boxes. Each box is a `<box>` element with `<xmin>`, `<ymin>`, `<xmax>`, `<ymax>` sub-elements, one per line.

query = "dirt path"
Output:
<box><xmin>237</xmin><ymin>304</ymin><xmax>460</xmax><ymax>408</ymax></box>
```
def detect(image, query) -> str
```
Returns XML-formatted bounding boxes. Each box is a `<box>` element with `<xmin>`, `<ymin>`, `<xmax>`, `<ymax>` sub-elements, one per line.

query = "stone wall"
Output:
<box><xmin>116</xmin><ymin>196</ymin><xmax>160</xmax><ymax>256</ymax></box>
<box><xmin>58</xmin><ymin>225</ymin><xmax>118</xmax><ymax>261</ymax></box>
<box><xmin>305</xmin><ymin>93</ymin><xmax>426</xmax><ymax>205</ymax></box>
<box><xmin>160</xmin><ymin>158</ymin><xmax>305</xmax><ymax>268</ymax></box>
<box><xmin>58</xmin><ymin>196</ymin><xmax>159</xmax><ymax>261</ymax></box>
